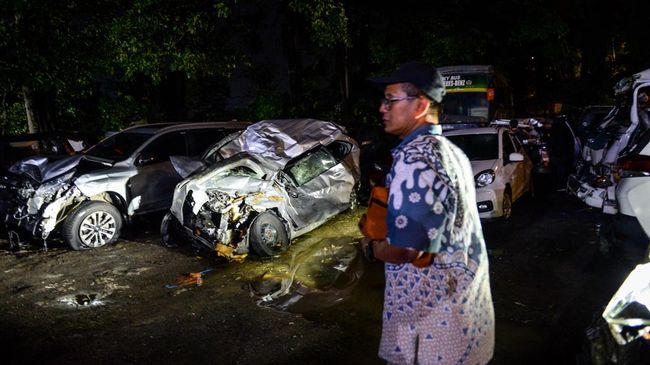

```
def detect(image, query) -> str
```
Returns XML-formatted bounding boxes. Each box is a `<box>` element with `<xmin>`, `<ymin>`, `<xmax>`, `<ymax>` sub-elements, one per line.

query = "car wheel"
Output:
<box><xmin>502</xmin><ymin>190</ymin><xmax>513</xmax><ymax>220</ymax></box>
<box><xmin>160</xmin><ymin>212</ymin><xmax>180</xmax><ymax>247</ymax></box>
<box><xmin>249</xmin><ymin>212</ymin><xmax>289</xmax><ymax>257</ymax></box>
<box><xmin>62</xmin><ymin>201</ymin><xmax>123</xmax><ymax>250</ymax></box>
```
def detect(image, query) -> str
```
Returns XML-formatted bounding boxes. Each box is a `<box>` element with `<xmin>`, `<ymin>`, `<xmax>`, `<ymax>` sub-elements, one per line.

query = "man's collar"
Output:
<box><xmin>398</xmin><ymin>124</ymin><xmax>442</xmax><ymax>147</ymax></box>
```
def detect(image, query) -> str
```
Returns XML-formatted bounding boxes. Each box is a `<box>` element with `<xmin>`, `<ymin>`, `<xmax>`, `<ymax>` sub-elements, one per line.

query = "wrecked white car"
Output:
<box><xmin>1</xmin><ymin>122</ymin><xmax>248</xmax><ymax>250</ymax></box>
<box><xmin>160</xmin><ymin>119</ymin><xmax>361</xmax><ymax>260</ymax></box>
<box><xmin>582</xmin><ymin>261</ymin><xmax>650</xmax><ymax>364</ymax></box>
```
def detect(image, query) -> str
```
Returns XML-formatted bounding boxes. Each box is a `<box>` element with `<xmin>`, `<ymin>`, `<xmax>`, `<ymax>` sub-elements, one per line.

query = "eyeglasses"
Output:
<box><xmin>380</xmin><ymin>96</ymin><xmax>417</xmax><ymax>110</ymax></box>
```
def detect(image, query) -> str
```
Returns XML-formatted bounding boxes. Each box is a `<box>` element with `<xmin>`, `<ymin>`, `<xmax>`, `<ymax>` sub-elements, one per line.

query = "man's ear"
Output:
<box><xmin>414</xmin><ymin>97</ymin><xmax>430</xmax><ymax>119</ymax></box>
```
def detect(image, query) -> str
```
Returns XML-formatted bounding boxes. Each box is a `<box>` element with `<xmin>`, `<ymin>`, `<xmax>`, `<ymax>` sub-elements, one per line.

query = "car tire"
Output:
<box><xmin>62</xmin><ymin>201</ymin><xmax>123</xmax><ymax>250</ymax></box>
<box><xmin>160</xmin><ymin>212</ymin><xmax>180</xmax><ymax>247</ymax></box>
<box><xmin>502</xmin><ymin>190</ymin><xmax>513</xmax><ymax>220</ymax></box>
<box><xmin>249</xmin><ymin>212</ymin><xmax>289</xmax><ymax>257</ymax></box>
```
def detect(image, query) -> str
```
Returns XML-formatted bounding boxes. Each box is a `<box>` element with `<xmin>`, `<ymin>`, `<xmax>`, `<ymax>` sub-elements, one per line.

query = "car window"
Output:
<box><xmin>503</xmin><ymin>132</ymin><xmax>516</xmax><ymax>161</ymax></box>
<box><xmin>201</xmin><ymin>131</ymin><xmax>242</xmax><ymax>164</ymax></box>
<box><xmin>186</xmin><ymin>129</ymin><xmax>229</xmax><ymax>157</ymax></box>
<box><xmin>446</xmin><ymin>134</ymin><xmax>498</xmax><ymax>160</ymax></box>
<box><xmin>85</xmin><ymin>130</ymin><xmax>154</xmax><ymax>161</ymax></box>
<box><xmin>325</xmin><ymin>141</ymin><xmax>353</xmax><ymax>162</ymax></box>
<box><xmin>510</xmin><ymin>132</ymin><xmax>523</xmax><ymax>151</ymax></box>
<box><xmin>285</xmin><ymin>146</ymin><xmax>338</xmax><ymax>186</ymax></box>
<box><xmin>138</xmin><ymin>131</ymin><xmax>187</xmax><ymax>164</ymax></box>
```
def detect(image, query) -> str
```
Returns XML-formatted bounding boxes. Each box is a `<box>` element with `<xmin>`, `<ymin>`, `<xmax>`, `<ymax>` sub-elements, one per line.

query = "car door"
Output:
<box><xmin>127</xmin><ymin>131</ymin><xmax>188</xmax><ymax>214</ymax></box>
<box><xmin>502</xmin><ymin>131</ymin><xmax>526</xmax><ymax>199</ymax></box>
<box><xmin>511</xmin><ymin>133</ymin><xmax>533</xmax><ymax>193</ymax></box>
<box><xmin>280</xmin><ymin>141</ymin><xmax>355</xmax><ymax>230</ymax></box>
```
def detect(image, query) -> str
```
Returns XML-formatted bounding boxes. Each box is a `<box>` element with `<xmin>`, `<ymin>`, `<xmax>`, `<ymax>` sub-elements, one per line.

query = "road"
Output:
<box><xmin>0</xmin><ymin>190</ymin><xmax>644</xmax><ymax>365</ymax></box>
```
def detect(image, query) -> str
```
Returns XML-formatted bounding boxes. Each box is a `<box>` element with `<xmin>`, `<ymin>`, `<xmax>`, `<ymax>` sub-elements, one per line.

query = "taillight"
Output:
<box><xmin>618</xmin><ymin>155</ymin><xmax>650</xmax><ymax>177</ymax></box>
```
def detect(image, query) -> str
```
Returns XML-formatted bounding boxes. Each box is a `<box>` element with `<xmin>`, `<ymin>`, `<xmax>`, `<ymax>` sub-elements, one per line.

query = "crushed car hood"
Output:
<box><xmin>171</xmin><ymin>152</ymin><xmax>280</xmax><ymax>221</ymax></box>
<box><xmin>8</xmin><ymin>154</ymin><xmax>118</xmax><ymax>184</ymax></box>
<box><xmin>9</xmin><ymin>155</ymin><xmax>83</xmax><ymax>183</ymax></box>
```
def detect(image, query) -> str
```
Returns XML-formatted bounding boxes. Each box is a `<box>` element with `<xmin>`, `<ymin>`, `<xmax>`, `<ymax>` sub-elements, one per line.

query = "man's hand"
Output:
<box><xmin>360</xmin><ymin>237</ymin><xmax>375</xmax><ymax>261</ymax></box>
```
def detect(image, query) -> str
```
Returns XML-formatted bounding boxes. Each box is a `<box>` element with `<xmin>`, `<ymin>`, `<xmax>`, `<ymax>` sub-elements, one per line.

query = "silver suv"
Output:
<box><xmin>3</xmin><ymin>121</ymin><xmax>249</xmax><ymax>250</ymax></box>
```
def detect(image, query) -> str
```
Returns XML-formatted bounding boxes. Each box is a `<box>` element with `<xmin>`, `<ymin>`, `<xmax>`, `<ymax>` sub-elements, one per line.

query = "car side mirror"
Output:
<box><xmin>136</xmin><ymin>152</ymin><xmax>158</xmax><ymax>166</ymax></box>
<box><xmin>509</xmin><ymin>152</ymin><xmax>524</xmax><ymax>162</ymax></box>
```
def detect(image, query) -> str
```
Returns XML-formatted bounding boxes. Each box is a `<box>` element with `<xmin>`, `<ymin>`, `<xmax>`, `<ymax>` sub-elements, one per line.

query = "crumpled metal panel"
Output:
<box><xmin>73</xmin><ymin>165</ymin><xmax>136</xmax><ymax>201</ymax></box>
<box><xmin>281</xmin><ymin>163</ymin><xmax>356</xmax><ymax>234</ymax></box>
<box><xmin>602</xmin><ymin>262</ymin><xmax>650</xmax><ymax>345</ymax></box>
<box><xmin>10</xmin><ymin>155</ymin><xmax>82</xmax><ymax>183</ymax></box>
<box><xmin>217</xmin><ymin>119</ymin><xmax>351</xmax><ymax>169</ymax></box>
<box><xmin>167</xmin><ymin>118</ymin><xmax>361</xmax><ymax>256</ymax></box>
<box><xmin>170</xmin><ymin>152</ymin><xmax>276</xmax><ymax>223</ymax></box>
<box><xmin>7</xmin><ymin>155</ymin><xmax>139</xmax><ymax>239</ymax></box>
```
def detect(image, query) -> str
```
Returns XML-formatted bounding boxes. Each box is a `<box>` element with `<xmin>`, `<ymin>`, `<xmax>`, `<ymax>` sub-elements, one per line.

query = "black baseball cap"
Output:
<box><xmin>369</xmin><ymin>61</ymin><xmax>446</xmax><ymax>103</ymax></box>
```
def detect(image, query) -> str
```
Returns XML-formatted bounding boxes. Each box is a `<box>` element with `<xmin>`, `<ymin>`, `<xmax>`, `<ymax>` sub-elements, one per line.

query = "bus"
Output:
<box><xmin>438</xmin><ymin>65</ymin><xmax>512</xmax><ymax>128</ymax></box>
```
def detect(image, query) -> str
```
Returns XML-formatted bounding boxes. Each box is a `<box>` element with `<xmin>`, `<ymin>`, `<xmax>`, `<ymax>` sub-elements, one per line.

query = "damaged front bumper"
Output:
<box><xmin>161</xmin><ymin>198</ymin><xmax>254</xmax><ymax>262</ymax></box>
<box><xmin>4</xmin><ymin>173</ymin><xmax>85</xmax><ymax>241</ymax></box>
<box><xmin>567</xmin><ymin>174</ymin><xmax>618</xmax><ymax>214</ymax></box>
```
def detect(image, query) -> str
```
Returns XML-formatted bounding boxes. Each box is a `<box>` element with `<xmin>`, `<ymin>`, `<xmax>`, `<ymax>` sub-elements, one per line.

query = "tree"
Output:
<box><xmin>0</xmin><ymin>0</ymin><xmax>248</xmax><ymax>134</ymax></box>
<box><xmin>0</xmin><ymin>0</ymin><xmax>116</xmax><ymax>133</ymax></box>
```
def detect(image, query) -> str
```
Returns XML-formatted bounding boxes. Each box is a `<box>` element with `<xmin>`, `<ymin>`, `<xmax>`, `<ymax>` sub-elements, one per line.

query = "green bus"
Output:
<box><xmin>438</xmin><ymin>65</ymin><xmax>512</xmax><ymax>126</ymax></box>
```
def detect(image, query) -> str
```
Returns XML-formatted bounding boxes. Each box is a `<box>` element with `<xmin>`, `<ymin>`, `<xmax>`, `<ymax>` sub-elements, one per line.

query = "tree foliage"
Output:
<box><xmin>108</xmin><ymin>0</ymin><xmax>239</xmax><ymax>84</ymax></box>
<box><xmin>1</xmin><ymin>0</ymin><xmax>648</xmax><ymax>135</ymax></box>
<box><xmin>289</xmin><ymin>0</ymin><xmax>350</xmax><ymax>48</ymax></box>
<box><xmin>0</xmin><ymin>0</ymin><xmax>115</xmax><ymax>132</ymax></box>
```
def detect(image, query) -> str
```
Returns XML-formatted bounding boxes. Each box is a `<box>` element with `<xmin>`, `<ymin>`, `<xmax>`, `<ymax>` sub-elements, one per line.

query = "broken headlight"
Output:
<box><xmin>27</xmin><ymin>172</ymin><xmax>75</xmax><ymax>214</ymax></box>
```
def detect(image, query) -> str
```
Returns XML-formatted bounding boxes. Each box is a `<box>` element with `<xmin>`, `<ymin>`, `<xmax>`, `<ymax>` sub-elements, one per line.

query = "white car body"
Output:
<box><xmin>443</xmin><ymin>126</ymin><xmax>533</xmax><ymax>219</ymax></box>
<box><xmin>615</xmin><ymin>130</ymin><xmax>650</xmax><ymax>241</ymax></box>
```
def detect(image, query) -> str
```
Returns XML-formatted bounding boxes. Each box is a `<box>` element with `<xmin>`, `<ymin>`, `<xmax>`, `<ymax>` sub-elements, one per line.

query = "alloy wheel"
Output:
<box><xmin>79</xmin><ymin>211</ymin><xmax>117</xmax><ymax>247</ymax></box>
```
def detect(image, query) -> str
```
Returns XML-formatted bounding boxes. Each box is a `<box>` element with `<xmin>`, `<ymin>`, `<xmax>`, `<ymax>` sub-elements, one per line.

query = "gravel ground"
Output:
<box><xmin>0</xmin><ymin>191</ymin><xmax>645</xmax><ymax>364</ymax></box>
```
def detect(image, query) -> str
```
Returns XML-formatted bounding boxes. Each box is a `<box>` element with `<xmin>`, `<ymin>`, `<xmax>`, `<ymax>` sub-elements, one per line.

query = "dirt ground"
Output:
<box><xmin>0</xmin><ymin>191</ymin><xmax>645</xmax><ymax>365</ymax></box>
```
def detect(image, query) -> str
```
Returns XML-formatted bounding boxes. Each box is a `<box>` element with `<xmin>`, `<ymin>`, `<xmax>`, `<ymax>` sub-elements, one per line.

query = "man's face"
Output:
<box><xmin>380</xmin><ymin>83</ymin><xmax>419</xmax><ymax>138</ymax></box>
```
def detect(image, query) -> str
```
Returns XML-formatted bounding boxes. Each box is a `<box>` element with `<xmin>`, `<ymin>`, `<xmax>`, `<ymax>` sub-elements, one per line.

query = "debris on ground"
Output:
<box><xmin>164</xmin><ymin>268</ymin><xmax>214</xmax><ymax>289</ymax></box>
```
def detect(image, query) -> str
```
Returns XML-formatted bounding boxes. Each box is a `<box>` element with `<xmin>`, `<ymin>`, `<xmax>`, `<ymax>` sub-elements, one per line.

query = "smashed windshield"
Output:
<box><xmin>85</xmin><ymin>131</ymin><xmax>154</xmax><ymax>161</ymax></box>
<box><xmin>286</xmin><ymin>147</ymin><xmax>337</xmax><ymax>186</ymax></box>
<box><xmin>446</xmin><ymin>134</ymin><xmax>498</xmax><ymax>160</ymax></box>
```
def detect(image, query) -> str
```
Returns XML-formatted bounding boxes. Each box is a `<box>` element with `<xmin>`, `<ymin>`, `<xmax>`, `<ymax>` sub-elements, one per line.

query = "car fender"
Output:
<box><xmin>74</xmin><ymin>166</ymin><xmax>136</xmax><ymax>205</ymax></box>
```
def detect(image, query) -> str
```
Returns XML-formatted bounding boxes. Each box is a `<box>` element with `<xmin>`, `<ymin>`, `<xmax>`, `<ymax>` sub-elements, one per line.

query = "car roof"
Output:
<box><xmin>216</xmin><ymin>119</ymin><xmax>353</xmax><ymax>169</ymax></box>
<box><xmin>442</xmin><ymin>126</ymin><xmax>501</xmax><ymax>136</ymax></box>
<box><xmin>120</xmin><ymin>121</ymin><xmax>251</xmax><ymax>135</ymax></box>
<box><xmin>0</xmin><ymin>131</ymin><xmax>92</xmax><ymax>142</ymax></box>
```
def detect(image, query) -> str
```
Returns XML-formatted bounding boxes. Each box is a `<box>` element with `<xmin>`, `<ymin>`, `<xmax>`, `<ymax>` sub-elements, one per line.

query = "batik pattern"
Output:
<box><xmin>379</xmin><ymin>125</ymin><xmax>494</xmax><ymax>365</ymax></box>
